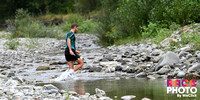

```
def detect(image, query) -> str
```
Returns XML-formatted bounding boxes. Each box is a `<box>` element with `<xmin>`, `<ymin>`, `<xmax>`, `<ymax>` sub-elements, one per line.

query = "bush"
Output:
<box><xmin>7</xmin><ymin>9</ymin><xmax>61</xmax><ymax>38</ymax></box>
<box><xmin>142</xmin><ymin>22</ymin><xmax>173</xmax><ymax>44</ymax></box>
<box><xmin>181</xmin><ymin>32</ymin><xmax>200</xmax><ymax>50</ymax></box>
<box><xmin>149</xmin><ymin>0</ymin><xmax>200</xmax><ymax>26</ymax></box>
<box><xmin>60</xmin><ymin>14</ymin><xmax>99</xmax><ymax>33</ymax></box>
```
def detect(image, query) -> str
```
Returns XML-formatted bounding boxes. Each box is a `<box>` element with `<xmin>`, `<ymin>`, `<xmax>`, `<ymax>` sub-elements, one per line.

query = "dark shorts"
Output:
<box><xmin>65</xmin><ymin>48</ymin><xmax>80</xmax><ymax>61</ymax></box>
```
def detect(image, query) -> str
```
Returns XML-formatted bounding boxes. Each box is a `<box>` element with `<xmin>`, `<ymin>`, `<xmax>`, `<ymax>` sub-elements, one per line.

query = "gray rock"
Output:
<box><xmin>121</xmin><ymin>95</ymin><xmax>136</xmax><ymax>100</ymax></box>
<box><xmin>36</xmin><ymin>66</ymin><xmax>50</xmax><ymax>71</ymax></box>
<box><xmin>79</xmin><ymin>95</ymin><xmax>89</xmax><ymax>100</ymax></box>
<box><xmin>70</xmin><ymin>96</ymin><xmax>79</xmax><ymax>100</ymax></box>
<box><xmin>127</xmin><ymin>68</ymin><xmax>135</xmax><ymax>73</ymax></box>
<box><xmin>99</xmin><ymin>61</ymin><xmax>119</xmax><ymax>67</ymax></box>
<box><xmin>95</xmin><ymin>88</ymin><xmax>106</xmax><ymax>98</ymax></box>
<box><xmin>136</xmin><ymin>72</ymin><xmax>147</xmax><ymax>78</ymax></box>
<box><xmin>188</xmin><ymin>63</ymin><xmax>200</xmax><ymax>73</ymax></box>
<box><xmin>177</xmin><ymin>71</ymin><xmax>186</xmax><ymax>78</ymax></box>
<box><xmin>155</xmin><ymin>51</ymin><xmax>180</xmax><ymax>71</ymax></box>
<box><xmin>43</xmin><ymin>84</ymin><xmax>58</xmax><ymax>90</ymax></box>
<box><xmin>98</xmin><ymin>97</ymin><xmax>112</xmax><ymax>100</ymax></box>
<box><xmin>156</xmin><ymin>65</ymin><xmax>171</xmax><ymax>75</ymax></box>
<box><xmin>7</xmin><ymin>72</ymin><xmax>15</xmax><ymax>77</ymax></box>
<box><xmin>105</xmin><ymin>66</ymin><xmax>115</xmax><ymax>73</ymax></box>
<box><xmin>89</xmin><ymin>67</ymin><xmax>102</xmax><ymax>72</ymax></box>
<box><xmin>122</xmin><ymin>66</ymin><xmax>130</xmax><ymax>72</ymax></box>
<box><xmin>142</xmin><ymin>97</ymin><xmax>151</xmax><ymax>100</ymax></box>
<box><xmin>180</xmin><ymin>46</ymin><xmax>191</xmax><ymax>52</ymax></box>
<box><xmin>151</xmin><ymin>49</ymin><xmax>162</xmax><ymax>56</ymax></box>
<box><xmin>115</xmin><ymin>66</ymin><xmax>122</xmax><ymax>71</ymax></box>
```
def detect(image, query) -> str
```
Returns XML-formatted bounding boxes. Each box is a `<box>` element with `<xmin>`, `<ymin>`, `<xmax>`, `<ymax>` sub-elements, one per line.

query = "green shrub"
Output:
<box><xmin>78</xmin><ymin>20</ymin><xmax>99</xmax><ymax>33</ymax></box>
<box><xmin>7</xmin><ymin>9</ymin><xmax>61</xmax><ymax>38</ymax></box>
<box><xmin>142</xmin><ymin>22</ymin><xmax>173</xmax><ymax>44</ymax></box>
<box><xmin>149</xmin><ymin>0</ymin><xmax>200</xmax><ymax>26</ymax></box>
<box><xmin>181</xmin><ymin>32</ymin><xmax>200</xmax><ymax>50</ymax></box>
<box><xmin>60</xmin><ymin>14</ymin><xmax>99</xmax><ymax>33</ymax></box>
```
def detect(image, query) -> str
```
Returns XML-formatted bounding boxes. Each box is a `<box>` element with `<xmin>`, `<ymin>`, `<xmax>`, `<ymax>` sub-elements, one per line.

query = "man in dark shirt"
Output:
<box><xmin>65</xmin><ymin>23</ymin><xmax>84</xmax><ymax>76</ymax></box>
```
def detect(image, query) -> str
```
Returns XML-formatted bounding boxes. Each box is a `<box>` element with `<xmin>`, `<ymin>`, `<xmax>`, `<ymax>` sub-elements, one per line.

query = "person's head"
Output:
<box><xmin>71</xmin><ymin>23</ymin><xmax>78</xmax><ymax>33</ymax></box>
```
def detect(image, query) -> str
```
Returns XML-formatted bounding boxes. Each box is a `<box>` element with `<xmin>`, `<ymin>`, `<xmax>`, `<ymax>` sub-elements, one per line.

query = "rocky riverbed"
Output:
<box><xmin>0</xmin><ymin>28</ymin><xmax>200</xmax><ymax>99</ymax></box>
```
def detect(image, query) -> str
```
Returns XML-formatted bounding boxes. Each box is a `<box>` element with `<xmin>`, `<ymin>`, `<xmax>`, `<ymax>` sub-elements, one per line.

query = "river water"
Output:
<box><xmin>37</xmin><ymin>76</ymin><xmax>200</xmax><ymax>100</ymax></box>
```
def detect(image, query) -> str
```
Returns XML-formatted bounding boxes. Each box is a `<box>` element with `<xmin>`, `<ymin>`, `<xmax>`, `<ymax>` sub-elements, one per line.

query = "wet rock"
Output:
<box><xmin>105</xmin><ymin>66</ymin><xmax>115</xmax><ymax>73</ymax></box>
<box><xmin>115</xmin><ymin>66</ymin><xmax>122</xmax><ymax>71</ymax></box>
<box><xmin>99</xmin><ymin>61</ymin><xmax>119</xmax><ymax>67</ymax></box>
<box><xmin>95</xmin><ymin>88</ymin><xmax>106</xmax><ymax>98</ymax></box>
<box><xmin>176</xmin><ymin>71</ymin><xmax>186</xmax><ymax>78</ymax></box>
<box><xmin>136</xmin><ymin>72</ymin><xmax>147</xmax><ymax>78</ymax></box>
<box><xmin>7</xmin><ymin>72</ymin><xmax>15</xmax><ymax>77</ymax></box>
<box><xmin>121</xmin><ymin>95</ymin><xmax>136</xmax><ymax>100</ymax></box>
<box><xmin>36</xmin><ymin>66</ymin><xmax>50</xmax><ymax>71</ymax></box>
<box><xmin>155</xmin><ymin>51</ymin><xmax>180</xmax><ymax>71</ymax></box>
<box><xmin>188</xmin><ymin>63</ymin><xmax>200</xmax><ymax>73</ymax></box>
<box><xmin>156</xmin><ymin>65</ymin><xmax>171</xmax><ymax>75</ymax></box>
<box><xmin>89</xmin><ymin>67</ymin><xmax>102</xmax><ymax>72</ymax></box>
<box><xmin>122</xmin><ymin>66</ymin><xmax>130</xmax><ymax>72</ymax></box>
<box><xmin>127</xmin><ymin>67</ymin><xmax>135</xmax><ymax>73</ymax></box>
<box><xmin>43</xmin><ymin>84</ymin><xmax>58</xmax><ymax>90</ymax></box>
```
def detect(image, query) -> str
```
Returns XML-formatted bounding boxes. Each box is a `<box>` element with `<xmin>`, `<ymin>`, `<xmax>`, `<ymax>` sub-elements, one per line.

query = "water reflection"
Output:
<box><xmin>37</xmin><ymin>79</ymin><xmax>200</xmax><ymax>100</ymax></box>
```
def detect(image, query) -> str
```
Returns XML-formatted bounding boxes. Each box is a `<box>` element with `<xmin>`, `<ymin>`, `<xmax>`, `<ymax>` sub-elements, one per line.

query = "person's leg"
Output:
<box><xmin>67</xmin><ymin>61</ymin><xmax>74</xmax><ymax>69</ymax></box>
<box><xmin>74</xmin><ymin>58</ymin><xmax>84</xmax><ymax>71</ymax></box>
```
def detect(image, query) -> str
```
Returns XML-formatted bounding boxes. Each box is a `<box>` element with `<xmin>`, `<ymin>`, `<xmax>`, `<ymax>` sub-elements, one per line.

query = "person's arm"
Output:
<box><xmin>67</xmin><ymin>38</ymin><xmax>74</xmax><ymax>55</ymax></box>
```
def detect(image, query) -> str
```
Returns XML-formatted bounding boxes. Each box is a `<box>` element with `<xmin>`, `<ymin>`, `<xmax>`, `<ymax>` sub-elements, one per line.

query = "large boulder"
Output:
<box><xmin>155</xmin><ymin>51</ymin><xmax>180</xmax><ymax>71</ymax></box>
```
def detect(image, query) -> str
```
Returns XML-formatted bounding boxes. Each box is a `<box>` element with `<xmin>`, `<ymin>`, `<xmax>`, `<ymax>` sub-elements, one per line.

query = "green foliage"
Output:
<box><xmin>60</xmin><ymin>14</ymin><xmax>83</xmax><ymax>32</ymax></box>
<box><xmin>181</xmin><ymin>32</ymin><xmax>200</xmax><ymax>50</ymax></box>
<box><xmin>60</xmin><ymin>14</ymin><xmax>99</xmax><ymax>33</ymax></box>
<box><xmin>142</xmin><ymin>22</ymin><xmax>173</xmax><ymax>44</ymax></box>
<box><xmin>7</xmin><ymin>9</ymin><xmax>62</xmax><ymax>38</ymax></box>
<box><xmin>78</xmin><ymin>20</ymin><xmax>99</xmax><ymax>33</ymax></box>
<box><xmin>149</xmin><ymin>0</ymin><xmax>200</xmax><ymax>25</ymax></box>
<box><xmin>112</xmin><ymin>0</ymin><xmax>154</xmax><ymax>37</ymax></box>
